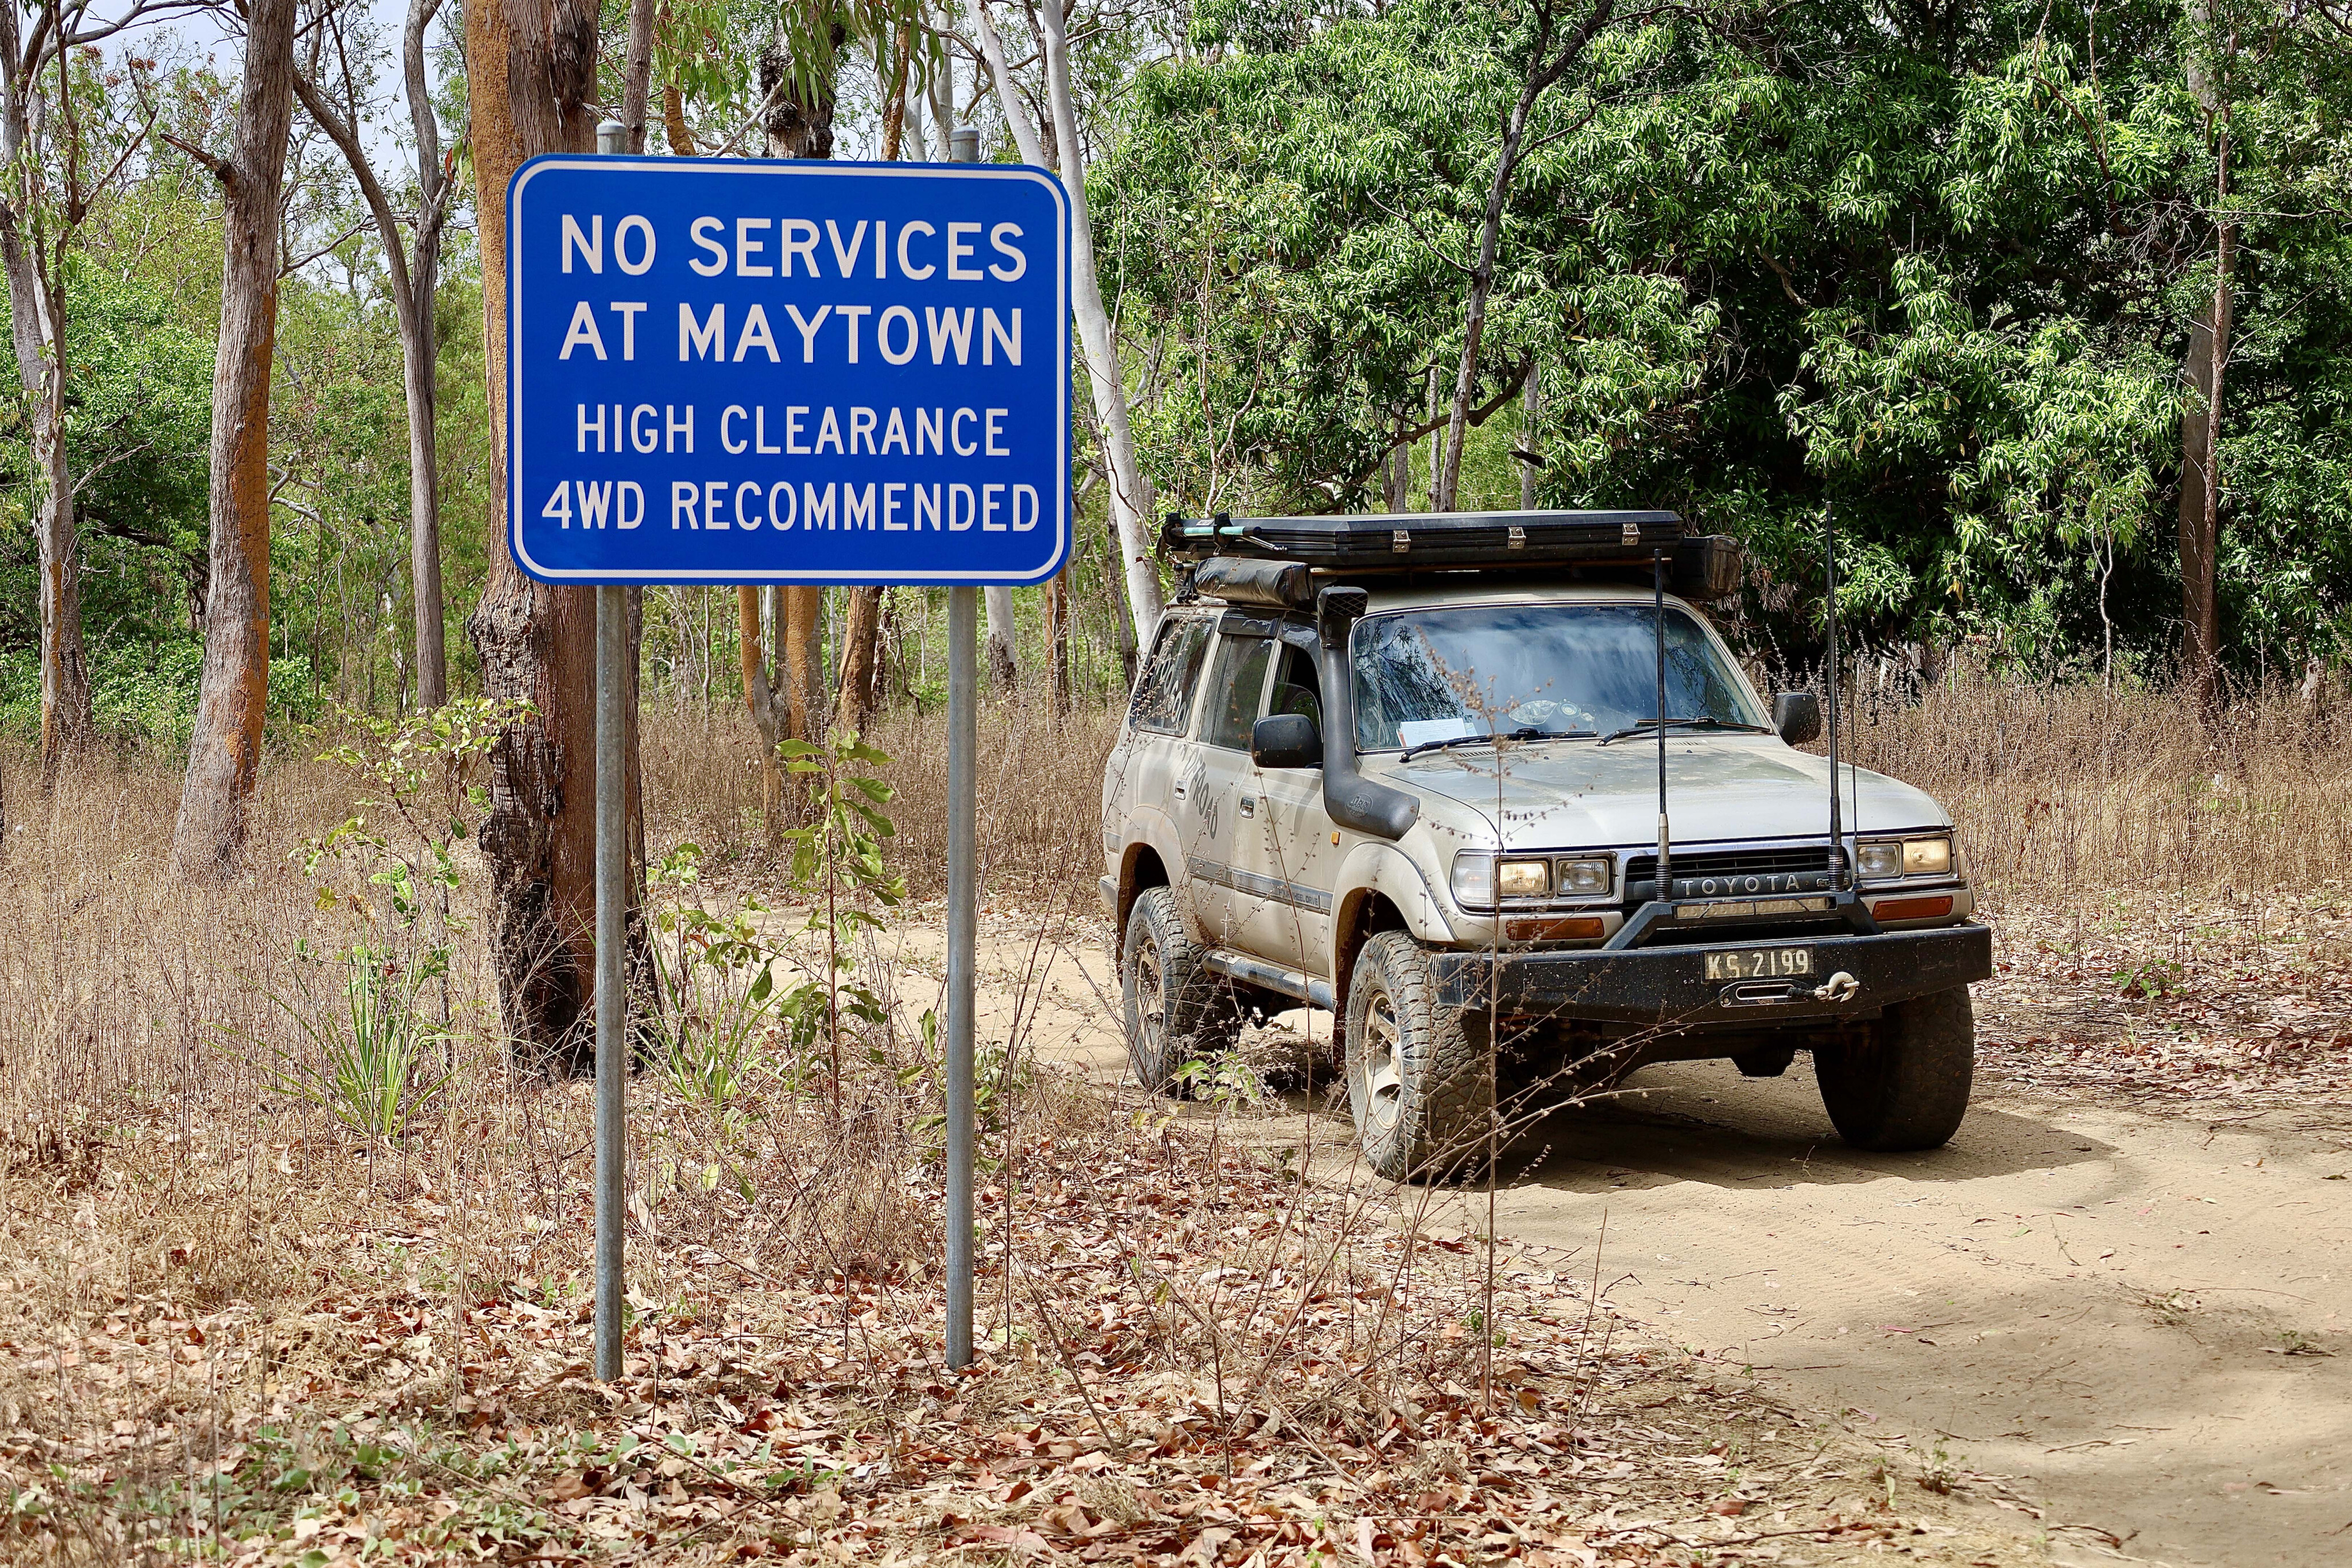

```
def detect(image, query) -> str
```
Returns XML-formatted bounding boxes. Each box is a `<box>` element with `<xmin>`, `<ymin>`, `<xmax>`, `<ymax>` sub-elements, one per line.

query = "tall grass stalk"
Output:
<box><xmin>250</xmin><ymin>947</ymin><xmax>452</xmax><ymax>1140</ymax></box>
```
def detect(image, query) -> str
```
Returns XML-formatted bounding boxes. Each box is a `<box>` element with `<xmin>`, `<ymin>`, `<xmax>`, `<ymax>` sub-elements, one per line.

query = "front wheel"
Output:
<box><xmin>1815</xmin><ymin>985</ymin><xmax>1975</xmax><ymax>1151</ymax></box>
<box><xmin>1344</xmin><ymin>933</ymin><xmax>1494</xmax><ymax>1182</ymax></box>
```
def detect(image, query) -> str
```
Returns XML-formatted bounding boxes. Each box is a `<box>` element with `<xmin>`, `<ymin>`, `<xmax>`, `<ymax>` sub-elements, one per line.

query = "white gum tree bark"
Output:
<box><xmin>968</xmin><ymin>0</ymin><xmax>1163</xmax><ymax>653</ymax></box>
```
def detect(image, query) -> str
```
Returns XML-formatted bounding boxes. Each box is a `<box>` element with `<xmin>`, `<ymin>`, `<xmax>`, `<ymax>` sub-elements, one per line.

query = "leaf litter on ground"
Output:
<box><xmin>1</xmin><ymin>1077</ymin><xmax>2062</xmax><ymax>1567</ymax></box>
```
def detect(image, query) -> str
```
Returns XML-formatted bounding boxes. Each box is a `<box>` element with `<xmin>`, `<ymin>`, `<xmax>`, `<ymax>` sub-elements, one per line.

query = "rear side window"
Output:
<box><xmin>1131</xmin><ymin>616</ymin><xmax>1213</xmax><ymax>734</ymax></box>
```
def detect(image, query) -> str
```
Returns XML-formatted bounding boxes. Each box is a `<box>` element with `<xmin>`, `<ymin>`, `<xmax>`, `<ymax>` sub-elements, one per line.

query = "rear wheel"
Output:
<box><xmin>1120</xmin><ymin>888</ymin><xmax>1240</xmax><ymax>1094</ymax></box>
<box><xmin>1344</xmin><ymin>933</ymin><xmax>1493</xmax><ymax>1182</ymax></box>
<box><xmin>1815</xmin><ymin>986</ymin><xmax>1975</xmax><ymax>1151</ymax></box>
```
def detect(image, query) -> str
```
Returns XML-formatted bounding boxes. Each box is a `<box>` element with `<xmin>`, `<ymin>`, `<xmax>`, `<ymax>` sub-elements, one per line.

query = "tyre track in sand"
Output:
<box><xmin>1468</xmin><ymin>1058</ymin><xmax>2352</xmax><ymax>1567</ymax></box>
<box><xmin>864</xmin><ymin>908</ymin><xmax>2351</xmax><ymax>1565</ymax></box>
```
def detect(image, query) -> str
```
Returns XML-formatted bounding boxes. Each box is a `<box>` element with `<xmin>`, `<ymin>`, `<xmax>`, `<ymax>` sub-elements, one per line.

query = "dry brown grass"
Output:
<box><xmin>2</xmin><ymin>672</ymin><xmax>2336</xmax><ymax>1564</ymax></box>
<box><xmin>7</xmin><ymin>709</ymin><xmax>1801</xmax><ymax>1567</ymax></box>
<box><xmin>1847</xmin><ymin>664</ymin><xmax>2352</xmax><ymax>903</ymax></box>
<box><xmin>643</xmin><ymin>698</ymin><xmax>1121</xmax><ymax>899</ymax></box>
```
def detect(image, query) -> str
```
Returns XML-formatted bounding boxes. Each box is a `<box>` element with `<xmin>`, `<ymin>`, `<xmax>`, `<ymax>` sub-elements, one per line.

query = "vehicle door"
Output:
<box><xmin>1115</xmin><ymin>611</ymin><xmax>1216</xmax><ymax>899</ymax></box>
<box><xmin>1181</xmin><ymin>614</ymin><xmax>1278</xmax><ymax>947</ymax></box>
<box><xmin>1239</xmin><ymin>631</ymin><xmax>1337</xmax><ymax>972</ymax></box>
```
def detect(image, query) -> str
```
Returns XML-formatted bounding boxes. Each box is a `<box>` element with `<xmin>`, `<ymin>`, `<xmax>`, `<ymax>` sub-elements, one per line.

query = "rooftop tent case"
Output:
<box><xmin>1163</xmin><ymin>510</ymin><xmax>1744</xmax><ymax>603</ymax></box>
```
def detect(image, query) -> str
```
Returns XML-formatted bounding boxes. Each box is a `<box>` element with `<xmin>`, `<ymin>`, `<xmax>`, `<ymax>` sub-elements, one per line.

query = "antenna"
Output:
<box><xmin>1823</xmin><ymin>508</ymin><xmax>1844</xmax><ymax>892</ymax></box>
<box><xmin>1653</xmin><ymin>547</ymin><xmax>1671</xmax><ymax>903</ymax></box>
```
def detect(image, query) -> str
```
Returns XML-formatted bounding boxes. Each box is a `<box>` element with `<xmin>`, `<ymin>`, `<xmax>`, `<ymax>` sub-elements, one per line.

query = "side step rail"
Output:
<box><xmin>1202</xmin><ymin>950</ymin><xmax>1336</xmax><ymax>1012</ymax></box>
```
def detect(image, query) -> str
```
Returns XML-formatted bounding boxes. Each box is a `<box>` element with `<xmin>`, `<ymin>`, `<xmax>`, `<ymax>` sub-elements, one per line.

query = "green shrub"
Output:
<box><xmin>0</xmin><ymin>639</ymin><xmax>321</xmax><ymax>749</ymax></box>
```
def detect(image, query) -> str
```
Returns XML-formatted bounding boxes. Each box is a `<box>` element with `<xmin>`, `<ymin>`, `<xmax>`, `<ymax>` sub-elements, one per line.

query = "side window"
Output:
<box><xmin>1131</xmin><ymin>616</ymin><xmax>1212</xmax><ymax>734</ymax></box>
<box><xmin>1204</xmin><ymin>635</ymin><xmax>1275</xmax><ymax>750</ymax></box>
<box><xmin>1269</xmin><ymin>645</ymin><xmax>1322</xmax><ymax>731</ymax></box>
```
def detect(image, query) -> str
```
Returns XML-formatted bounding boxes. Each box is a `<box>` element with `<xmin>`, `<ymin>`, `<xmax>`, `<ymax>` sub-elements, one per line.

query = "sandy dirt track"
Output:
<box><xmin>856</xmin><ymin>904</ymin><xmax>2352</xmax><ymax>1566</ymax></box>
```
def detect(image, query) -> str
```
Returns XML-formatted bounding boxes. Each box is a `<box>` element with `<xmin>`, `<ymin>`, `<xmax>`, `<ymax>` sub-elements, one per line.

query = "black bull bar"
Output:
<box><xmin>1424</xmin><ymin>923</ymin><xmax>1993</xmax><ymax>1027</ymax></box>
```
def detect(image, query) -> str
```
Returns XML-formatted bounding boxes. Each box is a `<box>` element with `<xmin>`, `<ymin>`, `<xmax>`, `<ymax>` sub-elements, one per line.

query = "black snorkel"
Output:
<box><xmin>1316</xmin><ymin>585</ymin><xmax>1419</xmax><ymax>840</ymax></box>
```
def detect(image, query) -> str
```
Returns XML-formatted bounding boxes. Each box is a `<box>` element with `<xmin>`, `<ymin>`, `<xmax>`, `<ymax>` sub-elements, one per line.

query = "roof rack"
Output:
<box><xmin>1164</xmin><ymin>509</ymin><xmax>1744</xmax><ymax>605</ymax></box>
<box><xmin>1160</xmin><ymin>508</ymin><xmax>1684</xmax><ymax>568</ymax></box>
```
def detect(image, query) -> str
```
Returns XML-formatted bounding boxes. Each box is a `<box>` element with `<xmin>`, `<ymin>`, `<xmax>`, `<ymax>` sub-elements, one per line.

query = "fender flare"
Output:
<box><xmin>1330</xmin><ymin>841</ymin><xmax>1454</xmax><ymax>947</ymax></box>
<box><xmin>1116</xmin><ymin>809</ymin><xmax>1190</xmax><ymax>942</ymax></box>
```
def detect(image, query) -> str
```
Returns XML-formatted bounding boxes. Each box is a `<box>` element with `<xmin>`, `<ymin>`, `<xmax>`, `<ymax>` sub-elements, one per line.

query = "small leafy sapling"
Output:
<box><xmin>301</xmin><ymin>698</ymin><xmax>519</xmax><ymax>1016</ymax></box>
<box><xmin>777</xmin><ymin>734</ymin><xmax>906</xmax><ymax>1113</ymax></box>
<box><xmin>642</xmin><ymin>842</ymin><xmax>798</xmax><ymax>1129</ymax></box>
<box><xmin>248</xmin><ymin>701</ymin><xmax>517</xmax><ymax>1139</ymax></box>
<box><xmin>909</xmin><ymin>1006</ymin><xmax>1032</xmax><ymax>1167</ymax></box>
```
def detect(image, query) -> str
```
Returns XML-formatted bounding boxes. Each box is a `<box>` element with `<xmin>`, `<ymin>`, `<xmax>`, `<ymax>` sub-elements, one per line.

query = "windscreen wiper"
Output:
<box><xmin>1401</xmin><ymin>725</ymin><xmax>1597</xmax><ymax>761</ymax></box>
<box><xmin>1596</xmin><ymin>716</ymin><xmax>1773</xmax><ymax>747</ymax></box>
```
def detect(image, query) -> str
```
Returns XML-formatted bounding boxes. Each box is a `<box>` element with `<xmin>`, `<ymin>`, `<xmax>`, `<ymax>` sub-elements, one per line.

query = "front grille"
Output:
<box><xmin>1626</xmin><ymin>846</ymin><xmax>1831</xmax><ymax>883</ymax></box>
<box><xmin>1624</xmin><ymin>845</ymin><xmax>1835</xmax><ymax>901</ymax></box>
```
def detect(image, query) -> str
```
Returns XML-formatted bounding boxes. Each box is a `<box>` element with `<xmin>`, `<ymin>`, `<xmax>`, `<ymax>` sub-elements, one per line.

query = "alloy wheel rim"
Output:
<box><xmin>1361</xmin><ymin>989</ymin><xmax>1404</xmax><ymax>1132</ymax></box>
<box><xmin>1135</xmin><ymin>940</ymin><xmax>1166</xmax><ymax>1068</ymax></box>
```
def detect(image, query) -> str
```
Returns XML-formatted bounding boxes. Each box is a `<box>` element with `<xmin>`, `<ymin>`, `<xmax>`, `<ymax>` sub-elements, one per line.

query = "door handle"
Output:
<box><xmin>1172</xmin><ymin>780</ymin><xmax>1186</xmax><ymax>798</ymax></box>
<box><xmin>1239</xmin><ymin>796</ymin><xmax>1256</xmax><ymax>817</ymax></box>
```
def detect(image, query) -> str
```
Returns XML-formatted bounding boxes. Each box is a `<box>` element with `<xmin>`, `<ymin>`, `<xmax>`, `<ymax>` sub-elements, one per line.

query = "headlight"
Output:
<box><xmin>1904</xmin><ymin>835</ymin><xmax>1952</xmax><ymax>875</ymax></box>
<box><xmin>1449</xmin><ymin>853</ymin><xmax>1552</xmax><ymax>906</ymax></box>
<box><xmin>1855</xmin><ymin>835</ymin><xmax>1954</xmax><ymax>880</ymax></box>
<box><xmin>1555</xmin><ymin>857</ymin><xmax>1612</xmax><ymax>896</ymax></box>
<box><xmin>1496</xmin><ymin>858</ymin><xmax>1551</xmax><ymax>899</ymax></box>
<box><xmin>1855</xmin><ymin>841</ymin><xmax>1904</xmax><ymax>879</ymax></box>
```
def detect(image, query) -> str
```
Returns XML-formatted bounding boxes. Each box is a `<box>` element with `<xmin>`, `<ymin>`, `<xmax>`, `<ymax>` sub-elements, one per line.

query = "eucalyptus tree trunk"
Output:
<box><xmin>969</xmin><ymin>0</ymin><xmax>1163</xmax><ymax>646</ymax></box>
<box><xmin>172</xmin><ymin>0</ymin><xmax>298</xmax><ymax>876</ymax></box>
<box><xmin>463</xmin><ymin>0</ymin><xmax>635</xmax><ymax>1060</ymax></box>
<box><xmin>1437</xmin><ymin>0</ymin><xmax>1612</xmax><ymax>512</ymax></box>
<box><xmin>1043</xmin><ymin>573</ymin><xmax>1071</xmax><ymax>714</ymax></box>
<box><xmin>2177</xmin><ymin>250</ymin><xmax>2231</xmax><ymax>714</ymax></box>
<box><xmin>739</xmin><ymin>588</ymin><xmax>790</xmax><ymax>851</ymax></box>
<box><xmin>984</xmin><ymin>586</ymin><xmax>1016</xmax><ymax>691</ymax></box>
<box><xmin>927</xmin><ymin>52</ymin><xmax>953</xmax><ymax>160</ymax></box>
<box><xmin>400</xmin><ymin>0</ymin><xmax>450</xmax><ymax>707</ymax></box>
<box><xmin>620</xmin><ymin>0</ymin><xmax>656</xmax><ymax>153</ymax></box>
<box><xmin>2179</xmin><ymin>10</ymin><xmax>2235</xmax><ymax>718</ymax></box>
<box><xmin>293</xmin><ymin>0</ymin><xmax>454</xmax><ymax>709</ymax></box>
<box><xmin>1099</xmin><ymin>514</ymin><xmax>1138</xmax><ymax>688</ymax></box>
<box><xmin>0</xmin><ymin>2</ymin><xmax>91</xmax><ymax>787</ymax></box>
<box><xmin>761</xmin><ymin>33</ymin><xmax>840</xmax><ymax>748</ymax></box>
<box><xmin>833</xmin><ymin>22</ymin><xmax>918</xmax><ymax>735</ymax></box>
<box><xmin>834</xmin><ymin>583</ymin><xmax>886</xmax><ymax>730</ymax></box>
<box><xmin>30</xmin><ymin>363</ymin><xmax>83</xmax><ymax>781</ymax></box>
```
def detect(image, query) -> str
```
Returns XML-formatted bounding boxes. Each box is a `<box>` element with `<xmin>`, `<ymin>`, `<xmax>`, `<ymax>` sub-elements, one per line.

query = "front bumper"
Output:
<box><xmin>1426</xmin><ymin>922</ymin><xmax>1992</xmax><ymax>1027</ymax></box>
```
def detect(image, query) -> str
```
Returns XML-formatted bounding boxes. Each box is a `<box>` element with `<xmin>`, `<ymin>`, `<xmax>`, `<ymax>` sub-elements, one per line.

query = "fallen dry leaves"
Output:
<box><xmin>1976</xmin><ymin>889</ymin><xmax>2352</xmax><ymax>1117</ymax></box>
<box><xmin>0</xmin><ymin>1087</ymin><xmax>2051</xmax><ymax>1566</ymax></box>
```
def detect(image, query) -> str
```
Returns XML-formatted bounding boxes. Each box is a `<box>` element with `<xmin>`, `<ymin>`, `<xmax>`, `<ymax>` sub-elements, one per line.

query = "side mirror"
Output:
<box><xmin>1251</xmin><ymin>713</ymin><xmax>1322</xmax><ymax>769</ymax></box>
<box><xmin>1773</xmin><ymin>691</ymin><xmax>1823</xmax><ymax>746</ymax></box>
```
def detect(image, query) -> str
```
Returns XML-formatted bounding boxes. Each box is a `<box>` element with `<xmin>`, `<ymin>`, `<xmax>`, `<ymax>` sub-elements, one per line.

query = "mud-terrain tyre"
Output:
<box><xmin>1344</xmin><ymin>932</ymin><xmax>1495</xmax><ymax>1182</ymax></box>
<box><xmin>1120</xmin><ymin>887</ymin><xmax>1241</xmax><ymax>1095</ymax></box>
<box><xmin>1815</xmin><ymin>985</ymin><xmax>1975</xmax><ymax>1151</ymax></box>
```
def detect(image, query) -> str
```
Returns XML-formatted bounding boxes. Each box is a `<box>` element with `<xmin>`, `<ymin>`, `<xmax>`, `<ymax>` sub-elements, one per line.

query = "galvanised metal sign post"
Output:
<box><xmin>516</xmin><ymin>122</ymin><xmax>1065</xmax><ymax>1380</ymax></box>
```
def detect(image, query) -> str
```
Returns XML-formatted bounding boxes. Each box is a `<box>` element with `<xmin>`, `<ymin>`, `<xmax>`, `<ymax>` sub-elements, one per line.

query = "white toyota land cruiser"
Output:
<box><xmin>1098</xmin><ymin>510</ymin><xmax>1990</xmax><ymax>1179</ymax></box>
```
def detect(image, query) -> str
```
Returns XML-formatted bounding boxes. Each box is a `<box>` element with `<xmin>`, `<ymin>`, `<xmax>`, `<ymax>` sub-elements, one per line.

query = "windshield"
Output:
<box><xmin>1352</xmin><ymin>603</ymin><xmax>1763</xmax><ymax>752</ymax></box>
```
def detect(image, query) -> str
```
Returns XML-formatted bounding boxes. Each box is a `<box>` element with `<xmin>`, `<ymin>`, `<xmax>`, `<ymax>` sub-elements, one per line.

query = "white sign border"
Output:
<box><xmin>506</xmin><ymin>155</ymin><xmax>1072</xmax><ymax>586</ymax></box>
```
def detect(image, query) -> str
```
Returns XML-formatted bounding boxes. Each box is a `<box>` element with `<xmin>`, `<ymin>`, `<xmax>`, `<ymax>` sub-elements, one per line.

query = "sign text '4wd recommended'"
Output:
<box><xmin>505</xmin><ymin>156</ymin><xmax>1070</xmax><ymax>586</ymax></box>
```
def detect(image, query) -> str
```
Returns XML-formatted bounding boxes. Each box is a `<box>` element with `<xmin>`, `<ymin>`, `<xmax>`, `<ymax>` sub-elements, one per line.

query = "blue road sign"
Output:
<box><xmin>505</xmin><ymin>156</ymin><xmax>1070</xmax><ymax>586</ymax></box>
